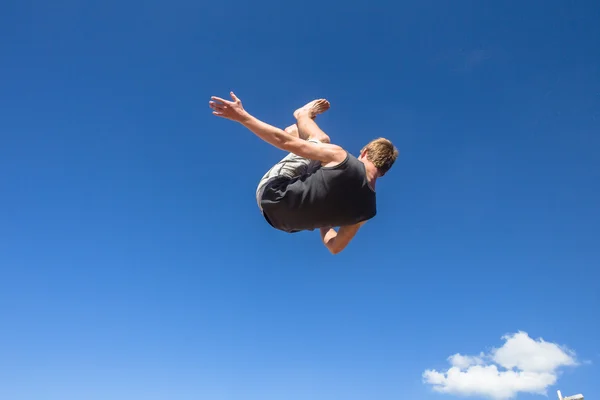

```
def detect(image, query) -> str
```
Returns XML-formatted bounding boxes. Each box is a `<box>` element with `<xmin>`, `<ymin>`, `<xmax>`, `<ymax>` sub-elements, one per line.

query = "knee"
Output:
<box><xmin>284</xmin><ymin>125</ymin><xmax>299</xmax><ymax>138</ymax></box>
<box><xmin>311</xmin><ymin>133</ymin><xmax>330</xmax><ymax>143</ymax></box>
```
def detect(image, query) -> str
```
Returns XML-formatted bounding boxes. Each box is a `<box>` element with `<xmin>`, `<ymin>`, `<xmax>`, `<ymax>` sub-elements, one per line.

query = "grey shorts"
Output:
<box><xmin>256</xmin><ymin>139</ymin><xmax>321</xmax><ymax>211</ymax></box>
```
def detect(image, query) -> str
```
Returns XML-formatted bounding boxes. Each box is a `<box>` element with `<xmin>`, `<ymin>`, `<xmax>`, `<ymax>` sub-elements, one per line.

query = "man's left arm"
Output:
<box><xmin>320</xmin><ymin>221</ymin><xmax>366</xmax><ymax>254</ymax></box>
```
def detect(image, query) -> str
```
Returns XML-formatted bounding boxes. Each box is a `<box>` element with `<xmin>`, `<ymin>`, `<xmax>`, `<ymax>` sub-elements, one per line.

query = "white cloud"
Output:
<box><xmin>492</xmin><ymin>332</ymin><xmax>577</xmax><ymax>373</ymax></box>
<box><xmin>448</xmin><ymin>353</ymin><xmax>485</xmax><ymax>369</ymax></box>
<box><xmin>423</xmin><ymin>331</ymin><xmax>579</xmax><ymax>400</ymax></box>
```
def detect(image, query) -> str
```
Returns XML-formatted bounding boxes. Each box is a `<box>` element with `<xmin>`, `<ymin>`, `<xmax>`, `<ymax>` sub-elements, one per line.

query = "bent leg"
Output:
<box><xmin>284</xmin><ymin>124</ymin><xmax>304</xmax><ymax>140</ymax></box>
<box><xmin>284</xmin><ymin>123</ymin><xmax>311</xmax><ymax>140</ymax></box>
<box><xmin>294</xmin><ymin>100</ymin><xmax>331</xmax><ymax>143</ymax></box>
<box><xmin>256</xmin><ymin>99</ymin><xmax>330</xmax><ymax>211</ymax></box>
<box><xmin>296</xmin><ymin>116</ymin><xmax>331</xmax><ymax>143</ymax></box>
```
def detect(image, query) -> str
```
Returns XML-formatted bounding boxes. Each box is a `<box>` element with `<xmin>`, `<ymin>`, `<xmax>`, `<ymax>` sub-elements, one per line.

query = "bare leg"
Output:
<box><xmin>286</xmin><ymin>123</ymin><xmax>317</xmax><ymax>140</ymax></box>
<box><xmin>294</xmin><ymin>99</ymin><xmax>331</xmax><ymax>143</ymax></box>
<box><xmin>284</xmin><ymin>123</ymin><xmax>299</xmax><ymax>138</ymax></box>
<box><xmin>285</xmin><ymin>99</ymin><xmax>330</xmax><ymax>140</ymax></box>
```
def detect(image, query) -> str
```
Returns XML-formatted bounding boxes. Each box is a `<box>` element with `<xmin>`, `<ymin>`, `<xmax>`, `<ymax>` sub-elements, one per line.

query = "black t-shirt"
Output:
<box><xmin>260</xmin><ymin>152</ymin><xmax>377</xmax><ymax>233</ymax></box>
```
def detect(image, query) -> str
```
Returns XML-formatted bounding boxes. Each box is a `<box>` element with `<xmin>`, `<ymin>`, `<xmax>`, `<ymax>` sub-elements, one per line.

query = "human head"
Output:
<box><xmin>359</xmin><ymin>138</ymin><xmax>398</xmax><ymax>177</ymax></box>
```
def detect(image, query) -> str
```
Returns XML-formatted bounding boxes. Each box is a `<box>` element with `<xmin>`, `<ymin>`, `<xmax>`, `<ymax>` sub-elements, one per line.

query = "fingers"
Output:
<box><xmin>209</xmin><ymin>100</ymin><xmax>226</xmax><ymax>110</ymax></box>
<box><xmin>211</xmin><ymin>92</ymin><xmax>241</xmax><ymax>104</ymax></box>
<box><xmin>211</xmin><ymin>96</ymin><xmax>231</xmax><ymax>105</ymax></box>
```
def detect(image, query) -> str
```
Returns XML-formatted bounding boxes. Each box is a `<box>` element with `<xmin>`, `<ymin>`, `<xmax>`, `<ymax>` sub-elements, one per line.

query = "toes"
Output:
<box><xmin>295</xmin><ymin>99</ymin><xmax>330</xmax><ymax>119</ymax></box>
<box><xmin>314</xmin><ymin>101</ymin><xmax>330</xmax><ymax>114</ymax></box>
<box><xmin>315</xmin><ymin>99</ymin><xmax>330</xmax><ymax>111</ymax></box>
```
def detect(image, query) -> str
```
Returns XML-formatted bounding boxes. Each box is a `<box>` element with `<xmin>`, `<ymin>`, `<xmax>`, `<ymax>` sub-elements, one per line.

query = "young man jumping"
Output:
<box><xmin>209</xmin><ymin>92</ymin><xmax>398</xmax><ymax>254</ymax></box>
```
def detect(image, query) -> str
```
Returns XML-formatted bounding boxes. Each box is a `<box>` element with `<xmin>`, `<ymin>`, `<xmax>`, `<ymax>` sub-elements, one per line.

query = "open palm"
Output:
<box><xmin>209</xmin><ymin>92</ymin><xmax>247</xmax><ymax>122</ymax></box>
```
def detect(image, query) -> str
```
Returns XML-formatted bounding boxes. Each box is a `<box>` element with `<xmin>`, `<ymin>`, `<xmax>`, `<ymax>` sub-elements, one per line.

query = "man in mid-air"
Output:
<box><xmin>209</xmin><ymin>92</ymin><xmax>398</xmax><ymax>254</ymax></box>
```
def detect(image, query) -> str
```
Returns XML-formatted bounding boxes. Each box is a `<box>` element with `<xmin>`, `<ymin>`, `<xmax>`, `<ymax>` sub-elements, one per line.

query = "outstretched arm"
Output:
<box><xmin>209</xmin><ymin>92</ymin><xmax>346</xmax><ymax>164</ymax></box>
<box><xmin>320</xmin><ymin>222</ymin><xmax>365</xmax><ymax>254</ymax></box>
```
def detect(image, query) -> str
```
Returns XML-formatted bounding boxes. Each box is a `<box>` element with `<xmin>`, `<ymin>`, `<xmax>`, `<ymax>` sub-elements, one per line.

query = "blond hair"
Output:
<box><xmin>361</xmin><ymin>138</ymin><xmax>398</xmax><ymax>176</ymax></box>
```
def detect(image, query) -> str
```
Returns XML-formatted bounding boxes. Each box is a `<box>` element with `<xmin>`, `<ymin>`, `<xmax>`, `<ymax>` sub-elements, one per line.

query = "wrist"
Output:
<box><xmin>236</xmin><ymin>110</ymin><xmax>252</xmax><ymax>124</ymax></box>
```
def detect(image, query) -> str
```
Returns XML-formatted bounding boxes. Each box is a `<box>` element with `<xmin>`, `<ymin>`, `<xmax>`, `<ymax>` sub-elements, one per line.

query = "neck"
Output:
<box><xmin>364</xmin><ymin>163</ymin><xmax>378</xmax><ymax>190</ymax></box>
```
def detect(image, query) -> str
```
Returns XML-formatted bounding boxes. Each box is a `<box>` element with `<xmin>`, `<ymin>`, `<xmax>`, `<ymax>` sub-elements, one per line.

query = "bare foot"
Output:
<box><xmin>294</xmin><ymin>99</ymin><xmax>330</xmax><ymax>120</ymax></box>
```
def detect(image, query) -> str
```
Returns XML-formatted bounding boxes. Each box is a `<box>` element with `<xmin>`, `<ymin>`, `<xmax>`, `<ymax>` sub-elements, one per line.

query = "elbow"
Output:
<box><xmin>322</xmin><ymin>233</ymin><xmax>348</xmax><ymax>255</ymax></box>
<box><xmin>327</xmin><ymin>244</ymin><xmax>344</xmax><ymax>255</ymax></box>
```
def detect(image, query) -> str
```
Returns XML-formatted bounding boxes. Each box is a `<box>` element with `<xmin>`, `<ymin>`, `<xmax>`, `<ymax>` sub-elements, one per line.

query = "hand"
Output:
<box><xmin>209</xmin><ymin>91</ymin><xmax>248</xmax><ymax>122</ymax></box>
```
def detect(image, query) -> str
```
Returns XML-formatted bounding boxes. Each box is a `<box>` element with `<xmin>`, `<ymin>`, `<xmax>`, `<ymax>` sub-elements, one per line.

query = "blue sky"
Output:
<box><xmin>1</xmin><ymin>0</ymin><xmax>598</xmax><ymax>399</ymax></box>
